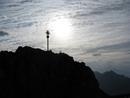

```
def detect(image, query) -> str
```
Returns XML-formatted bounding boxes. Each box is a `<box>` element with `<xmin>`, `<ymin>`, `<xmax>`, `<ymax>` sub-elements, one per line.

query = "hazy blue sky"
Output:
<box><xmin>0</xmin><ymin>0</ymin><xmax>130</xmax><ymax>77</ymax></box>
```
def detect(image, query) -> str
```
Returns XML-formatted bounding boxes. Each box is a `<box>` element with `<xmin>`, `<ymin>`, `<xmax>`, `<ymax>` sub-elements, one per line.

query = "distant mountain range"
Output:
<box><xmin>95</xmin><ymin>71</ymin><xmax>130</xmax><ymax>95</ymax></box>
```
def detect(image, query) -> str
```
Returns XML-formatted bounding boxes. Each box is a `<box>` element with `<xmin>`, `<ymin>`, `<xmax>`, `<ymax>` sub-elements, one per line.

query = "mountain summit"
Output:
<box><xmin>0</xmin><ymin>46</ymin><xmax>109</xmax><ymax>98</ymax></box>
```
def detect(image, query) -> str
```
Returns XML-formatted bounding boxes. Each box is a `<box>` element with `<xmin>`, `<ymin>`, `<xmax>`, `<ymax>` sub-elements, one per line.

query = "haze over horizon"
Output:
<box><xmin>0</xmin><ymin>0</ymin><xmax>130</xmax><ymax>77</ymax></box>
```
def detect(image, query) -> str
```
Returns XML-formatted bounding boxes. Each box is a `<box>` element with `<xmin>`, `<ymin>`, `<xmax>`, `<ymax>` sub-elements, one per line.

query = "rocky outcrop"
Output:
<box><xmin>0</xmin><ymin>46</ymin><xmax>109</xmax><ymax>98</ymax></box>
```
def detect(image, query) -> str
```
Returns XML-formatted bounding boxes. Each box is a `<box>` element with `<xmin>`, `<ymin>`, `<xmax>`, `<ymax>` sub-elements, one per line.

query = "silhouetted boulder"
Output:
<box><xmin>0</xmin><ymin>46</ymin><xmax>109</xmax><ymax>98</ymax></box>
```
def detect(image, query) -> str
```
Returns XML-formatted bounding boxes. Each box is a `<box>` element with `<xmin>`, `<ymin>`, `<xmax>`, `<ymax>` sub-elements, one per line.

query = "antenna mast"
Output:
<box><xmin>46</xmin><ymin>30</ymin><xmax>50</xmax><ymax>51</ymax></box>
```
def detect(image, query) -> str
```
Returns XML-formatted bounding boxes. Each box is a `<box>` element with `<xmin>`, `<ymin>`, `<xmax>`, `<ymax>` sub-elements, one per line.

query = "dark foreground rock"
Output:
<box><xmin>0</xmin><ymin>46</ymin><xmax>109</xmax><ymax>98</ymax></box>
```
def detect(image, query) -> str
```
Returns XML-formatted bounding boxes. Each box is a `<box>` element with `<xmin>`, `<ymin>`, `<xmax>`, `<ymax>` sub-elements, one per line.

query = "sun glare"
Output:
<box><xmin>48</xmin><ymin>16</ymin><xmax>73</xmax><ymax>41</ymax></box>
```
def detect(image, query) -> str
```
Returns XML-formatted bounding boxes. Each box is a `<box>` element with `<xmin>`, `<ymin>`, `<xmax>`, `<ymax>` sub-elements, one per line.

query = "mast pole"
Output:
<box><xmin>46</xmin><ymin>30</ymin><xmax>50</xmax><ymax>51</ymax></box>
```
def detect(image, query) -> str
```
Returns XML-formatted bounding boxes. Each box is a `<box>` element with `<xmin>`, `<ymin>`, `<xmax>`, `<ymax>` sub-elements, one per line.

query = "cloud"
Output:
<box><xmin>16</xmin><ymin>21</ymin><xmax>37</xmax><ymax>28</ymax></box>
<box><xmin>92</xmin><ymin>53</ymin><xmax>101</xmax><ymax>56</ymax></box>
<box><xmin>87</xmin><ymin>41</ymin><xmax>130</xmax><ymax>54</ymax></box>
<box><xmin>92</xmin><ymin>0</ymin><xmax>130</xmax><ymax>15</ymax></box>
<box><xmin>0</xmin><ymin>31</ymin><xmax>8</xmax><ymax>36</ymax></box>
<box><xmin>19</xmin><ymin>0</ymin><xmax>32</xmax><ymax>4</ymax></box>
<box><xmin>72</xmin><ymin>0</ymin><xmax>130</xmax><ymax>19</ymax></box>
<box><xmin>8</xmin><ymin>4</ymin><xmax>19</xmax><ymax>8</ymax></box>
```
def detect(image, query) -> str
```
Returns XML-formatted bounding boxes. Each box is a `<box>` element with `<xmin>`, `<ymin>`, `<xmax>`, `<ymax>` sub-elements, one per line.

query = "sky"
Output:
<box><xmin>0</xmin><ymin>0</ymin><xmax>130</xmax><ymax>77</ymax></box>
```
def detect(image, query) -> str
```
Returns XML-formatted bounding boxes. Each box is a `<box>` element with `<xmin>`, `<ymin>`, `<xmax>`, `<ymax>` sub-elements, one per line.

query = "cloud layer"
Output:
<box><xmin>0</xmin><ymin>0</ymin><xmax>130</xmax><ymax>77</ymax></box>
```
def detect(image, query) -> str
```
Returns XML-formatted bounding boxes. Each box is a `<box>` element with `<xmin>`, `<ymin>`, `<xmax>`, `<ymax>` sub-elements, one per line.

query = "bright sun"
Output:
<box><xmin>48</xmin><ymin>16</ymin><xmax>73</xmax><ymax>41</ymax></box>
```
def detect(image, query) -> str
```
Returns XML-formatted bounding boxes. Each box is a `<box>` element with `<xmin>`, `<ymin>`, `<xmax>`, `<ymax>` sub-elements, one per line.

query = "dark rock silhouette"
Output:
<box><xmin>0</xmin><ymin>46</ymin><xmax>109</xmax><ymax>98</ymax></box>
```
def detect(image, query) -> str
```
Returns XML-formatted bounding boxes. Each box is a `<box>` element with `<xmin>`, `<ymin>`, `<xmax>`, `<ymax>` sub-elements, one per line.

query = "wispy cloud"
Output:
<box><xmin>0</xmin><ymin>31</ymin><xmax>8</xmax><ymax>36</ymax></box>
<box><xmin>87</xmin><ymin>41</ymin><xmax>130</xmax><ymax>53</ymax></box>
<box><xmin>19</xmin><ymin>0</ymin><xmax>33</xmax><ymax>4</ymax></box>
